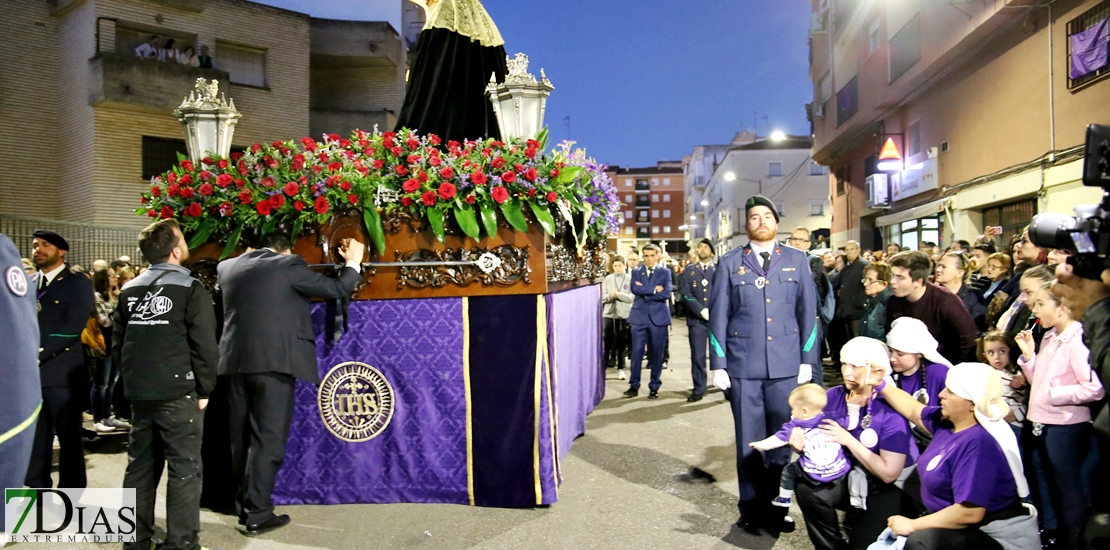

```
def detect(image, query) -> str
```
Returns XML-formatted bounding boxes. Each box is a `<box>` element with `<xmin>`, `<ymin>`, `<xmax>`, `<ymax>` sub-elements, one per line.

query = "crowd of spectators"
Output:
<box><xmin>134</xmin><ymin>35</ymin><xmax>214</xmax><ymax>69</ymax></box>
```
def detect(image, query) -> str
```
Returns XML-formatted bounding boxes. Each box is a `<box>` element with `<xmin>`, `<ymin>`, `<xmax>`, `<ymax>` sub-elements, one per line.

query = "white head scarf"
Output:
<box><xmin>840</xmin><ymin>337</ymin><xmax>891</xmax><ymax>383</ymax></box>
<box><xmin>885</xmin><ymin>317</ymin><xmax>954</xmax><ymax>368</ymax></box>
<box><xmin>945</xmin><ymin>363</ymin><xmax>1029</xmax><ymax>498</ymax></box>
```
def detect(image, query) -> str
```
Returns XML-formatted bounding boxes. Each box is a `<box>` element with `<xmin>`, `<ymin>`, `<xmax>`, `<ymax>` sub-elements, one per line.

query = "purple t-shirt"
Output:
<box><xmin>773</xmin><ymin>413</ymin><xmax>851</xmax><ymax>483</ymax></box>
<box><xmin>917</xmin><ymin>406</ymin><xmax>1020</xmax><ymax>514</ymax></box>
<box><xmin>895</xmin><ymin>361</ymin><xmax>949</xmax><ymax>408</ymax></box>
<box><xmin>825</xmin><ymin>386</ymin><xmax>912</xmax><ymax>459</ymax></box>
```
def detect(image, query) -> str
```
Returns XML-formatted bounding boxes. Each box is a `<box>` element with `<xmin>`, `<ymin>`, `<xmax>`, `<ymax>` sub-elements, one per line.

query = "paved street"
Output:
<box><xmin>31</xmin><ymin>322</ymin><xmax>822</xmax><ymax>550</ymax></box>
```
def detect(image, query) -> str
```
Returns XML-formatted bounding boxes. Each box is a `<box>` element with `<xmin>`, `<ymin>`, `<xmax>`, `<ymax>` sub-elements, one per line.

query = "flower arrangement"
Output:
<box><xmin>137</xmin><ymin>128</ymin><xmax>622</xmax><ymax>259</ymax></box>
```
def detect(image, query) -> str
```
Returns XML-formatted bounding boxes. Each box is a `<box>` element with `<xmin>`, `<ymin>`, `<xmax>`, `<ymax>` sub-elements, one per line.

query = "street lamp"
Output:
<box><xmin>486</xmin><ymin>53</ymin><xmax>554</xmax><ymax>141</ymax></box>
<box><xmin>175</xmin><ymin>78</ymin><xmax>241</xmax><ymax>164</ymax></box>
<box><xmin>770</xmin><ymin>130</ymin><xmax>787</xmax><ymax>142</ymax></box>
<box><xmin>700</xmin><ymin>199</ymin><xmax>709</xmax><ymax>206</ymax></box>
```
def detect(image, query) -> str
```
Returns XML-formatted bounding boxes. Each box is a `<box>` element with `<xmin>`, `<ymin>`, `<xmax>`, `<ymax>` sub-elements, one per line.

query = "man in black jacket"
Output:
<box><xmin>829</xmin><ymin>240</ymin><xmax>868</xmax><ymax>366</ymax></box>
<box><xmin>24</xmin><ymin>229</ymin><xmax>93</xmax><ymax>490</ymax></box>
<box><xmin>112</xmin><ymin>219</ymin><xmax>218</xmax><ymax>550</ymax></box>
<box><xmin>218</xmin><ymin>233</ymin><xmax>364</xmax><ymax>534</ymax></box>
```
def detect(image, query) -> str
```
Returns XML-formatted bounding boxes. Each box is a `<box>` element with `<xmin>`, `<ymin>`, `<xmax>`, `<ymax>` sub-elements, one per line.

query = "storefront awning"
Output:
<box><xmin>875</xmin><ymin>198</ymin><xmax>950</xmax><ymax>227</ymax></box>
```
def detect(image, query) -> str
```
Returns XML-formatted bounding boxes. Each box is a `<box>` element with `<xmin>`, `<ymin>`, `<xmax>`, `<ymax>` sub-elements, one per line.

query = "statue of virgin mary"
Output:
<box><xmin>397</xmin><ymin>0</ymin><xmax>508</xmax><ymax>142</ymax></box>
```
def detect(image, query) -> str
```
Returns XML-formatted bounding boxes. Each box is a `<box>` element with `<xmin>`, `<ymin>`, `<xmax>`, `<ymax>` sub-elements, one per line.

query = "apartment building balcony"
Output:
<box><xmin>310</xmin><ymin>19</ymin><xmax>403</xmax><ymax>70</ymax></box>
<box><xmin>310</xmin><ymin>109</ymin><xmax>397</xmax><ymax>139</ymax></box>
<box><xmin>88</xmin><ymin>53</ymin><xmax>229</xmax><ymax>112</ymax></box>
<box><xmin>635</xmin><ymin>197</ymin><xmax>650</xmax><ymax>209</ymax></box>
<box><xmin>635</xmin><ymin>181</ymin><xmax>650</xmax><ymax>193</ymax></box>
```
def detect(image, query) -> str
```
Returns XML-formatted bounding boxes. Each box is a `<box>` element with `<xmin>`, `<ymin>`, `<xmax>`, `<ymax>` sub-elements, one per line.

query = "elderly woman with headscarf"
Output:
<box><xmin>872</xmin><ymin>363</ymin><xmax>1040</xmax><ymax>550</ymax></box>
<box><xmin>794</xmin><ymin>337</ymin><xmax>914</xmax><ymax>550</ymax></box>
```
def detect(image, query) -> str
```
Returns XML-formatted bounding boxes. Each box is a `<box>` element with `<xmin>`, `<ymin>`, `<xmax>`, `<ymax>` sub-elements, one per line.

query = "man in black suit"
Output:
<box><xmin>218</xmin><ymin>233</ymin><xmax>365</xmax><ymax>534</ymax></box>
<box><xmin>25</xmin><ymin>229</ymin><xmax>93</xmax><ymax>489</ymax></box>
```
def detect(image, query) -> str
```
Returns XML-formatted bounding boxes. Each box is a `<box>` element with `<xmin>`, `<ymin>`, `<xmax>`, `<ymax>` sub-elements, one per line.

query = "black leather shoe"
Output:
<box><xmin>780</xmin><ymin>516</ymin><xmax>796</xmax><ymax>533</ymax></box>
<box><xmin>622</xmin><ymin>388</ymin><xmax>638</xmax><ymax>398</ymax></box>
<box><xmin>648</xmin><ymin>390</ymin><xmax>659</xmax><ymax>399</ymax></box>
<box><xmin>734</xmin><ymin>515</ymin><xmax>762</xmax><ymax>534</ymax></box>
<box><xmin>686</xmin><ymin>393</ymin><xmax>703</xmax><ymax>402</ymax></box>
<box><xmin>245</xmin><ymin>514</ymin><xmax>290</xmax><ymax>535</ymax></box>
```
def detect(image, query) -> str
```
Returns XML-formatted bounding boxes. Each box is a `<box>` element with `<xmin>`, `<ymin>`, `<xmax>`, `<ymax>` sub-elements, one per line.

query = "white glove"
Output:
<box><xmin>713</xmin><ymin>369</ymin><xmax>731</xmax><ymax>391</ymax></box>
<box><xmin>797</xmin><ymin>364</ymin><xmax>813</xmax><ymax>385</ymax></box>
<box><xmin>699</xmin><ymin>308</ymin><xmax>710</xmax><ymax>321</ymax></box>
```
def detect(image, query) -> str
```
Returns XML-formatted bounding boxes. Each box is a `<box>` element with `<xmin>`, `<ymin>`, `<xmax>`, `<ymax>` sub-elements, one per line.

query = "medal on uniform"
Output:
<box><xmin>701</xmin><ymin>278</ymin><xmax>709</xmax><ymax>287</ymax></box>
<box><xmin>736</xmin><ymin>267</ymin><xmax>746</xmax><ymax>275</ymax></box>
<box><xmin>754</xmin><ymin>276</ymin><xmax>767</xmax><ymax>289</ymax></box>
<box><xmin>860</xmin><ymin>412</ymin><xmax>872</xmax><ymax>430</ymax></box>
<box><xmin>860</xmin><ymin>428</ymin><xmax>878</xmax><ymax>448</ymax></box>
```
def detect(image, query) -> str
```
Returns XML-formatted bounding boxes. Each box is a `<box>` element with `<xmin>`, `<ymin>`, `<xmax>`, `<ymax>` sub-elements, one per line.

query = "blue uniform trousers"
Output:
<box><xmin>629</xmin><ymin>323</ymin><xmax>667</xmax><ymax>392</ymax></box>
<box><xmin>726</xmin><ymin>374</ymin><xmax>793</xmax><ymax>519</ymax></box>
<box><xmin>688</xmin><ymin>322</ymin><xmax>709</xmax><ymax>396</ymax></box>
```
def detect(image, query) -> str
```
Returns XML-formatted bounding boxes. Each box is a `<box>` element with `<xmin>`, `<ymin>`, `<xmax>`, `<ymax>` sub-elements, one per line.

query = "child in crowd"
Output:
<box><xmin>1017</xmin><ymin>280</ymin><xmax>1105</xmax><ymax>550</ymax></box>
<box><xmin>979</xmin><ymin>331</ymin><xmax>1028</xmax><ymax>436</ymax></box>
<box><xmin>749</xmin><ymin>384</ymin><xmax>850</xmax><ymax>509</ymax></box>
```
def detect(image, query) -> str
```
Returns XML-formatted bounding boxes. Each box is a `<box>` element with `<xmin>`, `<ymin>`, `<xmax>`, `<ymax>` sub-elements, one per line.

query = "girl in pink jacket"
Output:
<box><xmin>1016</xmin><ymin>280</ymin><xmax>1104</xmax><ymax>550</ymax></box>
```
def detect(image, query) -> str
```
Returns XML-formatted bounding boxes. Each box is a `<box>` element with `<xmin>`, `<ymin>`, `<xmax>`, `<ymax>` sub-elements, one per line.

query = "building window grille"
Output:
<box><xmin>217</xmin><ymin>41</ymin><xmax>267</xmax><ymax>87</ymax></box>
<box><xmin>982</xmin><ymin>199</ymin><xmax>1037</xmax><ymax>246</ymax></box>
<box><xmin>889</xmin><ymin>14</ymin><xmax>921</xmax><ymax>83</ymax></box>
<box><xmin>836</xmin><ymin>75</ymin><xmax>859</xmax><ymax>126</ymax></box>
<box><xmin>142</xmin><ymin>136</ymin><xmax>188</xmax><ymax>180</ymax></box>
<box><xmin>1066</xmin><ymin>0</ymin><xmax>1110</xmax><ymax>90</ymax></box>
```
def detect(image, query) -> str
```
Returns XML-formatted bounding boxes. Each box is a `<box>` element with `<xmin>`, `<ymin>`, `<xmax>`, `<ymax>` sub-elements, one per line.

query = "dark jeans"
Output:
<box><xmin>781</xmin><ymin>460</ymin><xmax>807</xmax><ymax>491</ymax></box>
<box><xmin>89</xmin><ymin>356</ymin><xmax>119</xmax><ymax>421</ymax></box>
<box><xmin>796</xmin><ymin>472</ymin><xmax>914</xmax><ymax>550</ymax></box>
<box><xmin>903</xmin><ymin>527</ymin><xmax>1002</xmax><ymax>550</ymax></box>
<box><xmin>24</xmin><ymin>385</ymin><xmax>87</xmax><ymax>489</ymax></box>
<box><xmin>604</xmin><ymin>317</ymin><xmax>629</xmax><ymax>369</ymax></box>
<box><xmin>124</xmin><ymin>395</ymin><xmax>205</xmax><ymax>550</ymax></box>
<box><xmin>1026</xmin><ymin>422</ymin><xmax>1094</xmax><ymax>531</ymax></box>
<box><xmin>228</xmin><ymin>373</ymin><xmax>296</xmax><ymax>525</ymax></box>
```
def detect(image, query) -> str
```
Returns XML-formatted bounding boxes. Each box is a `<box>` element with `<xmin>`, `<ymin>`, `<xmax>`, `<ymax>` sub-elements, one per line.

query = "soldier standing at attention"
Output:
<box><xmin>24</xmin><ymin>229</ymin><xmax>93</xmax><ymax>490</ymax></box>
<box><xmin>680</xmin><ymin>238</ymin><xmax>716</xmax><ymax>402</ymax></box>
<box><xmin>709</xmin><ymin>196</ymin><xmax>819</xmax><ymax>533</ymax></box>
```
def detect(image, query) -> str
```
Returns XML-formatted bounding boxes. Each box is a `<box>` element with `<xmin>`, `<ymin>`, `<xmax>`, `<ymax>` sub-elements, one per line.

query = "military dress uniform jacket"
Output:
<box><xmin>627</xmin><ymin>265</ymin><xmax>672</xmax><ymax>327</ymax></box>
<box><xmin>37</xmin><ymin>265</ymin><xmax>94</xmax><ymax>388</ymax></box>
<box><xmin>708</xmin><ymin>244</ymin><xmax>818</xmax><ymax>379</ymax></box>
<box><xmin>680</xmin><ymin>262</ymin><xmax>715</xmax><ymax>327</ymax></box>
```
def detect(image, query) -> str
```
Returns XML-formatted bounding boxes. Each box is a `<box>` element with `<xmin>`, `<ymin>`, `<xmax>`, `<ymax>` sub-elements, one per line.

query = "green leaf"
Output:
<box><xmin>499</xmin><ymin>200</ymin><xmax>530</xmax><ymax>233</ymax></box>
<box><xmin>362</xmin><ymin>207</ymin><xmax>386</xmax><ymax>255</ymax></box>
<box><xmin>291</xmin><ymin>218</ymin><xmax>304</xmax><ymax>243</ymax></box>
<box><xmin>478</xmin><ymin>203</ymin><xmax>498</xmax><ymax>238</ymax></box>
<box><xmin>186</xmin><ymin>219</ymin><xmax>217</xmax><ymax>249</ymax></box>
<box><xmin>427</xmin><ymin>207</ymin><xmax>445</xmax><ymax>243</ymax></box>
<box><xmin>454</xmin><ymin>205</ymin><xmax>481</xmax><ymax>241</ymax></box>
<box><xmin>220</xmin><ymin>225</ymin><xmax>243</xmax><ymax>260</ymax></box>
<box><xmin>565</xmin><ymin>194</ymin><xmax>584</xmax><ymax>211</ymax></box>
<box><xmin>176</xmin><ymin>151</ymin><xmax>187</xmax><ymax>162</ymax></box>
<box><xmin>528</xmin><ymin>202</ymin><xmax>556</xmax><ymax>236</ymax></box>
<box><xmin>554</xmin><ymin>166</ymin><xmax>584</xmax><ymax>185</ymax></box>
<box><xmin>536</xmin><ymin>126</ymin><xmax>549</xmax><ymax>150</ymax></box>
<box><xmin>261</xmin><ymin>216</ymin><xmax>278</xmax><ymax>237</ymax></box>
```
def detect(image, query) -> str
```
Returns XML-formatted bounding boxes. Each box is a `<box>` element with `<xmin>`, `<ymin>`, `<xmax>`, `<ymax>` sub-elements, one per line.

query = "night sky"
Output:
<box><xmin>254</xmin><ymin>0</ymin><xmax>814</xmax><ymax>169</ymax></box>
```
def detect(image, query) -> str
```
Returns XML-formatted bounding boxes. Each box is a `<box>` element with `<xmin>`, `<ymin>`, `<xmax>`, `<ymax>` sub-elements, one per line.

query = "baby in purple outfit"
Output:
<box><xmin>750</xmin><ymin>383</ymin><xmax>851</xmax><ymax>508</ymax></box>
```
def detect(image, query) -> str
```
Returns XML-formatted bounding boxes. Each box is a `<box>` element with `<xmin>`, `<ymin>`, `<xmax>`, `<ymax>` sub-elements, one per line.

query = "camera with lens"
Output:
<box><xmin>1029</xmin><ymin>124</ymin><xmax>1110</xmax><ymax>280</ymax></box>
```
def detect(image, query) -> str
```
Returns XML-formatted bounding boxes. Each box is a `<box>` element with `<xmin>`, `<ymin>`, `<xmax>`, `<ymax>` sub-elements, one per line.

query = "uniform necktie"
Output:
<box><xmin>760</xmin><ymin>252</ymin><xmax>771</xmax><ymax>273</ymax></box>
<box><xmin>647</xmin><ymin>268</ymin><xmax>653</xmax><ymax>279</ymax></box>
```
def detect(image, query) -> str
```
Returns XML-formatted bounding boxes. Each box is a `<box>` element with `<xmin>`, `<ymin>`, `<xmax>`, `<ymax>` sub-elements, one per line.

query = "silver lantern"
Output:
<box><xmin>485</xmin><ymin>53</ymin><xmax>554</xmax><ymax>141</ymax></box>
<box><xmin>174</xmin><ymin>78</ymin><xmax>241</xmax><ymax>163</ymax></box>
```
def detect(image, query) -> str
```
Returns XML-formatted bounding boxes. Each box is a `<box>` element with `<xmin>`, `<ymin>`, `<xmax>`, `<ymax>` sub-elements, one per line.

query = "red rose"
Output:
<box><xmin>160</xmin><ymin>206</ymin><xmax>174</xmax><ymax>219</ymax></box>
<box><xmin>492</xmin><ymin>157</ymin><xmax>507</xmax><ymax>169</ymax></box>
<box><xmin>168</xmin><ymin>183</ymin><xmax>180</xmax><ymax>197</ymax></box>
<box><xmin>167</xmin><ymin>172</ymin><xmax>177</xmax><ymax>184</ymax></box>
<box><xmin>238</xmin><ymin>160</ymin><xmax>249</xmax><ymax>175</ymax></box>
<box><xmin>348</xmin><ymin>194</ymin><xmax>358</xmax><ymax>205</ymax></box>
<box><xmin>364</xmin><ymin>146</ymin><xmax>377</xmax><ymax>156</ymax></box>
<box><xmin>471</xmin><ymin>171</ymin><xmax>488</xmax><ymax>185</ymax></box>
<box><xmin>292</xmin><ymin>154</ymin><xmax>306</xmax><ymax>171</ymax></box>
<box><xmin>327</xmin><ymin>161</ymin><xmax>342</xmax><ymax>172</ymax></box>
<box><xmin>300</xmin><ymin>137</ymin><xmax>317</xmax><ymax>151</ymax></box>
<box><xmin>141</xmin><ymin>196</ymin><xmax>149</xmax><ymax>204</ymax></box>
<box><xmin>147</xmin><ymin>209</ymin><xmax>158</xmax><ymax>218</ymax></box>
<box><xmin>235</xmin><ymin>178</ymin><xmax>245</xmax><ymax>188</ymax></box>
<box><xmin>180</xmin><ymin>159</ymin><xmax>194</xmax><ymax>171</ymax></box>
<box><xmin>407</xmin><ymin>155</ymin><xmax>421</xmax><ymax>165</ymax></box>
<box><xmin>502</xmin><ymin>171</ymin><xmax>516</xmax><ymax>183</ymax></box>
<box><xmin>383</xmin><ymin>131</ymin><xmax>396</xmax><ymax>141</ymax></box>
<box><xmin>514</xmin><ymin>163</ymin><xmax>524</xmax><ymax>172</ymax></box>
<box><xmin>263</xmin><ymin>156</ymin><xmax>278</xmax><ymax>169</ymax></box>
<box><xmin>314</xmin><ymin>196</ymin><xmax>329</xmax><ymax>214</ymax></box>
<box><xmin>326</xmin><ymin>174</ymin><xmax>340</xmax><ymax>187</ymax></box>
<box><xmin>180</xmin><ymin>187</ymin><xmax>195</xmax><ymax>199</ymax></box>
<box><xmin>525</xmin><ymin>147</ymin><xmax>537</xmax><ymax>159</ymax></box>
<box><xmin>373</xmin><ymin>159</ymin><xmax>385</xmax><ymax>170</ymax></box>
<box><xmin>277</xmin><ymin>182</ymin><xmax>295</xmax><ymax>196</ymax></box>
<box><xmin>465</xmin><ymin>195</ymin><xmax>475</xmax><ymax>204</ymax></box>
<box><xmin>239</xmin><ymin>191</ymin><xmax>253</xmax><ymax>204</ymax></box>
<box><xmin>491</xmin><ymin>186</ymin><xmax>509</xmax><ymax>204</ymax></box>
<box><xmin>438</xmin><ymin>183</ymin><xmax>457</xmax><ymax>200</ymax></box>
<box><xmin>272</xmin><ymin>140</ymin><xmax>283</xmax><ymax>148</ymax></box>
<box><xmin>269</xmin><ymin>194</ymin><xmax>285</xmax><ymax>209</ymax></box>
<box><xmin>179</xmin><ymin>174</ymin><xmax>193</xmax><ymax>185</ymax></box>
<box><xmin>418</xmin><ymin>171</ymin><xmax>429</xmax><ymax>183</ymax></box>
<box><xmin>216</xmin><ymin>201</ymin><xmax>231</xmax><ymax>215</ymax></box>
<box><xmin>406</xmin><ymin>138</ymin><xmax>420</xmax><ymax>150</ymax></box>
<box><xmin>250</xmin><ymin>143</ymin><xmax>262</xmax><ymax>153</ymax></box>
<box><xmin>528</xmin><ymin>188</ymin><xmax>536</xmax><ymax>197</ymax></box>
<box><xmin>198</xmin><ymin>183</ymin><xmax>213</xmax><ymax>196</ymax></box>
<box><xmin>481</xmin><ymin>147</ymin><xmax>492</xmax><ymax>157</ymax></box>
<box><xmin>317</xmin><ymin>152</ymin><xmax>329</xmax><ymax>164</ymax></box>
<box><xmin>340</xmin><ymin>181</ymin><xmax>351</xmax><ymax>191</ymax></box>
<box><xmin>429</xmin><ymin>134</ymin><xmax>441</xmax><ymax>145</ymax></box>
<box><xmin>184</xmin><ymin>203</ymin><xmax>202</xmax><ymax>217</ymax></box>
<box><xmin>439</xmin><ymin>167</ymin><xmax>454</xmax><ymax>179</ymax></box>
<box><xmin>402</xmin><ymin>178</ymin><xmax>421</xmax><ymax>193</ymax></box>
<box><xmin>395</xmin><ymin>165</ymin><xmax>409</xmax><ymax>176</ymax></box>
<box><xmin>294</xmin><ymin>200</ymin><xmax>305</xmax><ymax>211</ymax></box>
<box><xmin>429</xmin><ymin>156</ymin><xmax>442</xmax><ymax>167</ymax></box>
<box><xmin>550</xmin><ymin>168</ymin><xmax>560</xmax><ymax>178</ymax></box>
<box><xmin>217</xmin><ymin>159</ymin><xmax>229</xmax><ymax>169</ymax></box>
<box><xmin>261</xmin><ymin>176</ymin><xmax>276</xmax><ymax>187</ymax></box>
<box><xmin>201</xmin><ymin>156</ymin><xmax>213</xmax><ymax>165</ymax></box>
<box><xmin>230</xmin><ymin>152</ymin><xmax>244</xmax><ymax>161</ymax></box>
<box><xmin>339</xmin><ymin>138</ymin><xmax>350</xmax><ymax>148</ymax></box>
<box><xmin>313</xmin><ymin>165</ymin><xmax>322</xmax><ymax>174</ymax></box>
<box><xmin>547</xmin><ymin>191</ymin><xmax>558</xmax><ymax>203</ymax></box>
<box><xmin>401</xmin><ymin>197</ymin><xmax>414</xmax><ymax>206</ymax></box>
<box><xmin>151</xmin><ymin>186</ymin><xmax>162</xmax><ymax>197</ymax></box>
<box><xmin>256</xmin><ymin>200</ymin><xmax>272</xmax><ymax>216</ymax></box>
<box><xmin>391</xmin><ymin>147</ymin><xmax>403</xmax><ymax>157</ymax></box>
<box><xmin>421</xmin><ymin>190</ymin><xmax>437</xmax><ymax>206</ymax></box>
<box><xmin>527</xmin><ymin>139</ymin><xmax>540</xmax><ymax>149</ymax></box>
<box><xmin>524</xmin><ymin>167</ymin><xmax>538</xmax><ymax>182</ymax></box>
<box><xmin>383</xmin><ymin>138</ymin><xmax>395</xmax><ymax>149</ymax></box>
<box><xmin>216</xmin><ymin>173</ymin><xmax>233</xmax><ymax>187</ymax></box>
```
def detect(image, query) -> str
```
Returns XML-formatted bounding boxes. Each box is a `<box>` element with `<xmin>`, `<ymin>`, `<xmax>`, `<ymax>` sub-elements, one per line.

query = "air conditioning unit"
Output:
<box><xmin>813</xmin><ymin>104</ymin><xmax>825</xmax><ymax>119</ymax></box>
<box><xmin>865</xmin><ymin>173</ymin><xmax>889</xmax><ymax>209</ymax></box>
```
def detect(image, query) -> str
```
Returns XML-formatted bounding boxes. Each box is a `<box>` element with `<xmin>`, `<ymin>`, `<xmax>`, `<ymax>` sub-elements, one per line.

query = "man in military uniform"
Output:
<box><xmin>623</xmin><ymin>243</ymin><xmax>671</xmax><ymax>399</ymax></box>
<box><xmin>708</xmin><ymin>196</ymin><xmax>818</xmax><ymax>532</ymax></box>
<box><xmin>0</xmin><ymin>233</ymin><xmax>40</xmax><ymax>532</ymax></box>
<box><xmin>680</xmin><ymin>238</ymin><xmax>716</xmax><ymax>402</ymax></box>
<box><xmin>25</xmin><ymin>229</ymin><xmax>93</xmax><ymax>489</ymax></box>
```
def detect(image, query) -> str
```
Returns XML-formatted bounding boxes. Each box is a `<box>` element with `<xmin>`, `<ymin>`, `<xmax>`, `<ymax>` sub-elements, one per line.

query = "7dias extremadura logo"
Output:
<box><xmin>5</xmin><ymin>488</ymin><xmax>136</xmax><ymax>544</ymax></box>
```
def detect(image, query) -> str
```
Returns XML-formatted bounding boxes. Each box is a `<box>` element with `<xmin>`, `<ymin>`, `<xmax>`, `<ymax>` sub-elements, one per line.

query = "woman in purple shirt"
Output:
<box><xmin>875</xmin><ymin>363</ymin><xmax>1039</xmax><ymax>549</ymax></box>
<box><xmin>794</xmin><ymin>337</ymin><xmax>914</xmax><ymax>550</ymax></box>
